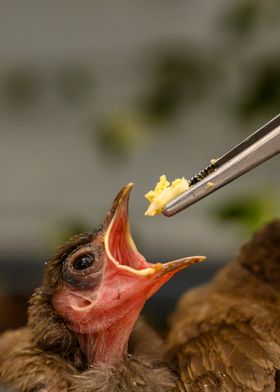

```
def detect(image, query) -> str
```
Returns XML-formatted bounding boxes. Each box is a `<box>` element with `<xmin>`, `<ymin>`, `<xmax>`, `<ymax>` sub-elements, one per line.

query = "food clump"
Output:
<box><xmin>145</xmin><ymin>175</ymin><xmax>189</xmax><ymax>216</ymax></box>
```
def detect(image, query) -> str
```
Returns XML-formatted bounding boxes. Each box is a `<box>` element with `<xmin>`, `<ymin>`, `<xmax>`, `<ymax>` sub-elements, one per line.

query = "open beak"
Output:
<box><xmin>104</xmin><ymin>183</ymin><xmax>206</xmax><ymax>279</ymax></box>
<box><xmin>51</xmin><ymin>183</ymin><xmax>206</xmax><ymax>362</ymax></box>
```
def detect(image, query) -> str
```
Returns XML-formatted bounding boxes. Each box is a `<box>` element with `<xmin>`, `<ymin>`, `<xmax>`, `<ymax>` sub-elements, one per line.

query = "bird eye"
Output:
<box><xmin>73</xmin><ymin>254</ymin><xmax>94</xmax><ymax>271</ymax></box>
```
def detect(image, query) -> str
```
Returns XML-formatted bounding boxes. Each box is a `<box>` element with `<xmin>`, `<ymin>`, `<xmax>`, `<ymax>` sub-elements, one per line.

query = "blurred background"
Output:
<box><xmin>0</xmin><ymin>0</ymin><xmax>280</xmax><ymax>331</ymax></box>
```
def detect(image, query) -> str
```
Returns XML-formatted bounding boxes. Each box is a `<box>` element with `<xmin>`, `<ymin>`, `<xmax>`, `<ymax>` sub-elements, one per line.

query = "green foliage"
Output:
<box><xmin>95</xmin><ymin>111</ymin><xmax>147</xmax><ymax>159</ymax></box>
<box><xmin>214</xmin><ymin>193</ymin><xmax>278</xmax><ymax>232</ymax></box>
<box><xmin>138</xmin><ymin>49</ymin><xmax>208</xmax><ymax>124</ymax></box>
<box><xmin>238</xmin><ymin>60</ymin><xmax>280</xmax><ymax>120</ymax></box>
<box><xmin>93</xmin><ymin>47</ymin><xmax>214</xmax><ymax>160</ymax></box>
<box><xmin>221</xmin><ymin>0</ymin><xmax>261</xmax><ymax>39</ymax></box>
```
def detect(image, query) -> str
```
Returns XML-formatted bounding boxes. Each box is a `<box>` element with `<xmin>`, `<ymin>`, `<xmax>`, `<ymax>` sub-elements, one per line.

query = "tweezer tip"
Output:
<box><xmin>162</xmin><ymin>207</ymin><xmax>172</xmax><ymax>217</ymax></box>
<box><xmin>162</xmin><ymin>198</ymin><xmax>183</xmax><ymax>217</ymax></box>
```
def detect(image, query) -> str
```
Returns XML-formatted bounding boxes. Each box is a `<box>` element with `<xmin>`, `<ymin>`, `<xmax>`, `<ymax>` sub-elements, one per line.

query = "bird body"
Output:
<box><xmin>168</xmin><ymin>220</ymin><xmax>280</xmax><ymax>391</ymax></box>
<box><xmin>1</xmin><ymin>183</ymin><xmax>280</xmax><ymax>392</ymax></box>
<box><xmin>0</xmin><ymin>321</ymin><xmax>179</xmax><ymax>392</ymax></box>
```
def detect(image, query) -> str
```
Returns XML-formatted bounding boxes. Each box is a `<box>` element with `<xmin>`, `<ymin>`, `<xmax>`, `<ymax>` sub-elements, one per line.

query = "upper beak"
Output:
<box><xmin>104</xmin><ymin>182</ymin><xmax>135</xmax><ymax>229</ymax></box>
<box><xmin>103</xmin><ymin>183</ymin><xmax>206</xmax><ymax>278</ymax></box>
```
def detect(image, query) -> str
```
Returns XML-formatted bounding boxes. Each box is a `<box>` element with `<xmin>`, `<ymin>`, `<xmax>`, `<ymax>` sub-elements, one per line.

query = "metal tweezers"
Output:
<box><xmin>163</xmin><ymin>113</ymin><xmax>280</xmax><ymax>217</ymax></box>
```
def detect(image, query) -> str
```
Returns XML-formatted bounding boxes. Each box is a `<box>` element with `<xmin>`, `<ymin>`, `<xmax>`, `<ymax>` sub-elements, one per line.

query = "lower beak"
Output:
<box><xmin>155</xmin><ymin>255</ymin><xmax>206</xmax><ymax>276</ymax></box>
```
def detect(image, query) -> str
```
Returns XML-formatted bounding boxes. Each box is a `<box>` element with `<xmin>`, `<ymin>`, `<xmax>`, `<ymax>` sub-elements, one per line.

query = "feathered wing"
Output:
<box><xmin>168</xmin><ymin>220</ymin><xmax>280</xmax><ymax>391</ymax></box>
<box><xmin>0</xmin><ymin>328</ymin><xmax>75</xmax><ymax>392</ymax></box>
<box><xmin>0</xmin><ymin>319</ymin><xmax>179</xmax><ymax>392</ymax></box>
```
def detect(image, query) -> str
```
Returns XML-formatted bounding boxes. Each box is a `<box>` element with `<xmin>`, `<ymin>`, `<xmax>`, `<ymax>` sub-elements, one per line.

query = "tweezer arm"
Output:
<box><xmin>163</xmin><ymin>123</ymin><xmax>280</xmax><ymax>217</ymax></box>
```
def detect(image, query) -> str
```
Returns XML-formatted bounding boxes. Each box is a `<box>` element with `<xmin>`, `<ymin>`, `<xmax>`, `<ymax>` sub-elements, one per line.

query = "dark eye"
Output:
<box><xmin>73</xmin><ymin>254</ymin><xmax>94</xmax><ymax>271</ymax></box>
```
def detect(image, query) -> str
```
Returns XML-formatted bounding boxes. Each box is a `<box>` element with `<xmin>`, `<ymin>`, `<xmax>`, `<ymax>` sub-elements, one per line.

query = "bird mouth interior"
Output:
<box><xmin>104</xmin><ymin>184</ymin><xmax>160</xmax><ymax>277</ymax></box>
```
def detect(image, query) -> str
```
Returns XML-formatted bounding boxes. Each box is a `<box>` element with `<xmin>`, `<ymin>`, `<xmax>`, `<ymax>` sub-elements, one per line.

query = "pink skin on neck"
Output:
<box><xmin>76</xmin><ymin>306</ymin><xmax>142</xmax><ymax>364</ymax></box>
<box><xmin>52</xmin><ymin>277</ymin><xmax>154</xmax><ymax>365</ymax></box>
<box><xmin>52</xmin><ymin>267</ymin><xmax>175</xmax><ymax>366</ymax></box>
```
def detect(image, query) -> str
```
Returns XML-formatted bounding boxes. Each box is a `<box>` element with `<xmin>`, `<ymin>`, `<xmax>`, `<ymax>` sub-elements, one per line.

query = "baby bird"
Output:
<box><xmin>0</xmin><ymin>184</ymin><xmax>203</xmax><ymax>392</ymax></box>
<box><xmin>168</xmin><ymin>220</ymin><xmax>280</xmax><ymax>391</ymax></box>
<box><xmin>2</xmin><ymin>182</ymin><xmax>280</xmax><ymax>392</ymax></box>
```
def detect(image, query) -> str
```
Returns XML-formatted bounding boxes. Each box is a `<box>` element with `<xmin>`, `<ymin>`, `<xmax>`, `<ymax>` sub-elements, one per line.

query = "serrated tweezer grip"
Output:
<box><xmin>163</xmin><ymin>114</ymin><xmax>280</xmax><ymax>217</ymax></box>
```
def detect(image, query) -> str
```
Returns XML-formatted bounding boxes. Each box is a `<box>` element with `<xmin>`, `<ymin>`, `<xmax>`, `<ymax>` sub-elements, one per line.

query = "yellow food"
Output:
<box><xmin>206</xmin><ymin>181</ymin><xmax>214</xmax><ymax>189</ymax></box>
<box><xmin>145</xmin><ymin>175</ymin><xmax>189</xmax><ymax>216</ymax></box>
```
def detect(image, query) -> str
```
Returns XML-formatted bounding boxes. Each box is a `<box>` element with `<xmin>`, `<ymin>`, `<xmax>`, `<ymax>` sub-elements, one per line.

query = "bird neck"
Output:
<box><xmin>76</xmin><ymin>308</ymin><xmax>140</xmax><ymax>365</ymax></box>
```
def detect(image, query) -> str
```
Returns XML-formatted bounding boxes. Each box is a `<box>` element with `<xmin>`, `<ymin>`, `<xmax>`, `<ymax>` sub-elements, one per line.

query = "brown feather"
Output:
<box><xmin>0</xmin><ymin>317</ymin><xmax>178</xmax><ymax>391</ymax></box>
<box><xmin>168</xmin><ymin>220</ymin><xmax>280</xmax><ymax>391</ymax></box>
<box><xmin>3</xmin><ymin>217</ymin><xmax>280</xmax><ymax>391</ymax></box>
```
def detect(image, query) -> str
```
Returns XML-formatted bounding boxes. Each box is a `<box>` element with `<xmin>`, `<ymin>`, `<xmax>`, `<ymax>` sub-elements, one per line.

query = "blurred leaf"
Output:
<box><xmin>94</xmin><ymin>111</ymin><xmax>147</xmax><ymax>159</ymax></box>
<box><xmin>214</xmin><ymin>194</ymin><xmax>277</xmax><ymax>232</ymax></box>
<box><xmin>55</xmin><ymin>65</ymin><xmax>94</xmax><ymax>104</ymax></box>
<box><xmin>238</xmin><ymin>59</ymin><xmax>280</xmax><ymax>120</ymax></box>
<box><xmin>139</xmin><ymin>49</ymin><xmax>208</xmax><ymax>124</ymax></box>
<box><xmin>92</xmin><ymin>46</ymin><xmax>218</xmax><ymax>162</ymax></box>
<box><xmin>221</xmin><ymin>0</ymin><xmax>261</xmax><ymax>40</ymax></box>
<box><xmin>1</xmin><ymin>67</ymin><xmax>43</xmax><ymax>109</ymax></box>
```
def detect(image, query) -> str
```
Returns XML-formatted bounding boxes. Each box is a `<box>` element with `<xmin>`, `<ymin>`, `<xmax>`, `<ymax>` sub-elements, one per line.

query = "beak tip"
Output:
<box><xmin>104</xmin><ymin>183</ymin><xmax>134</xmax><ymax>228</ymax></box>
<box><xmin>157</xmin><ymin>255</ymin><xmax>206</xmax><ymax>275</ymax></box>
<box><xmin>122</xmin><ymin>182</ymin><xmax>134</xmax><ymax>198</ymax></box>
<box><xmin>126</xmin><ymin>182</ymin><xmax>134</xmax><ymax>190</ymax></box>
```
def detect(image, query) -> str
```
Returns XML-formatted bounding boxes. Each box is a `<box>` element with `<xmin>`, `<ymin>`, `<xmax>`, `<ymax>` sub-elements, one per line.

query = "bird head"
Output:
<box><xmin>29</xmin><ymin>183</ymin><xmax>205</xmax><ymax>365</ymax></box>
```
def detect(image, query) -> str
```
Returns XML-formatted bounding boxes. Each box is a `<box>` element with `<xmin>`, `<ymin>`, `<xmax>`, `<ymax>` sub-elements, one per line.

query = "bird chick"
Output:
<box><xmin>168</xmin><ymin>220</ymin><xmax>280</xmax><ymax>392</ymax></box>
<box><xmin>0</xmin><ymin>183</ymin><xmax>204</xmax><ymax>392</ymax></box>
